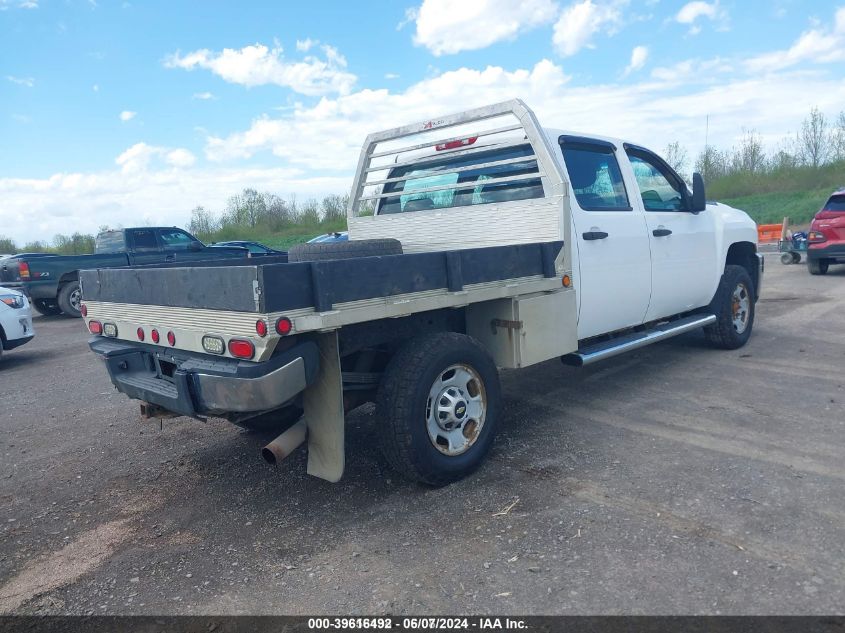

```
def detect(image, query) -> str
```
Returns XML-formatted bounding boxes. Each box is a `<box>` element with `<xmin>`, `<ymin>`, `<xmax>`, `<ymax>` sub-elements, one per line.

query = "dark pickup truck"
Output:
<box><xmin>0</xmin><ymin>227</ymin><xmax>247</xmax><ymax>318</ymax></box>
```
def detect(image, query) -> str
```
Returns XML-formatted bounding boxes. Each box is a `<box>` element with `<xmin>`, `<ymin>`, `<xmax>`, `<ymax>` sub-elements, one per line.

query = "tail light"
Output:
<box><xmin>151</xmin><ymin>329</ymin><xmax>160</xmax><ymax>344</ymax></box>
<box><xmin>88</xmin><ymin>320</ymin><xmax>102</xmax><ymax>335</ymax></box>
<box><xmin>255</xmin><ymin>320</ymin><xmax>268</xmax><ymax>337</ymax></box>
<box><xmin>228</xmin><ymin>339</ymin><xmax>255</xmax><ymax>359</ymax></box>
<box><xmin>102</xmin><ymin>323</ymin><xmax>118</xmax><ymax>337</ymax></box>
<box><xmin>18</xmin><ymin>262</ymin><xmax>30</xmax><ymax>280</ymax></box>
<box><xmin>808</xmin><ymin>231</ymin><xmax>827</xmax><ymax>243</ymax></box>
<box><xmin>436</xmin><ymin>136</ymin><xmax>477</xmax><ymax>151</ymax></box>
<box><xmin>80</xmin><ymin>304</ymin><xmax>88</xmax><ymax>317</ymax></box>
<box><xmin>137</xmin><ymin>327</ymin><xmax>145</xmax><ymax>341</ymax></box>
<box><xmin>167</xmin><ymin>331</ymin><xmax>176</xmax><ymax>346</ymax></box>
<box><xmin>202</xmin><ymin>335</ymin><xmax>225</xmax><ymax>355</ymax></box>
<box><xmin>275</xmin><ymin>317</ymin><xmax>292</xmax><ymax>336</ymax></box>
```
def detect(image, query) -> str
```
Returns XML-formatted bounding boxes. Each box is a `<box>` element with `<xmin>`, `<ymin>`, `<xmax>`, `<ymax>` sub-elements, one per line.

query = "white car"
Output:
<box><xmin>0</xmin><ymin>285</ymin><xmax>34</xmax><ymax>360</ymax></box>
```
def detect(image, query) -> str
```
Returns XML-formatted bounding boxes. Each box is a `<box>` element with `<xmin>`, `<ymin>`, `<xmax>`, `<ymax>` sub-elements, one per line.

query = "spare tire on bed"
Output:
<box><xmin>288</xmin><ymin>238</ymin><xmax>402</xmax><ymax>263</ymax></box>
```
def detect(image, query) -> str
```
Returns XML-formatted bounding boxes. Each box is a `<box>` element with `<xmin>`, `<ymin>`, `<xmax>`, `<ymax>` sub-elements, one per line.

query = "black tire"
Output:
<box><xmin>56</xmin><ymin>280</ymin><xmax>82</xmax><ymax>318</ymax></box>
<box><xmin>231</xmin><ymin>405</ymin><xmax>303</xmax><ymax>433</ymax></box>
<box><xmin>32</xmin><ymin>299</ymin><xmax>62</xmax><ymax>316</ymax></box>
<box><xmin>808</xmin><ymin>258</ymin><xmax>829</xmax><ymax>275</ymax></box>
<box><xmin>780</xmin><ymin>252</ymin><xmax>793</xmax><ymax>265</ymax></box>
<box><xmin>791</xmin><ymin>251</ymin><xmax>801</xmax><ymax>264</ymax></box>
<box><xmin>376</xmin><ymin>332</ymin><xmax>501</xmax><ymax>486</ymax></box>
<box><xmin>288</xmin><ymin>238</ymin><xmax>402</xmax><ymax>263</ymax></box>
<box><xmin>703</xmin><ymin>265</ymin><xmax>755</xmax><ymax>350</ymax></box>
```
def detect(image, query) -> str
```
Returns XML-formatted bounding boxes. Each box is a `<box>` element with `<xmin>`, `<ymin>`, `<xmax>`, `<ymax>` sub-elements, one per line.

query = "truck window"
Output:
<box><xmin>95</xmin><ymin>231</ymin><xmax>126</xmax><ymax>253</ymax></box>
<box><xmin>560</xmin><ymin>144</ymin><xmax>630</xmax><ymax>211</ymax></box>
<box><xmin>627</xmin><ymin>154</ymin><xmax>684</xmax><ymax>211</ymax></box>
<box><xmin>130</xmin><ymin>229</ymin><xmax>159</xmax><ymax>251</ymax></box>
<box><xmin>377</xmin><ymin>144</ymin><xmax>543</xmax><ymax>215</ymax></box>
<box><xmin>159</xmin><ymin>228</ymin><xmax>200</xmax><ymax>250</ymax></box>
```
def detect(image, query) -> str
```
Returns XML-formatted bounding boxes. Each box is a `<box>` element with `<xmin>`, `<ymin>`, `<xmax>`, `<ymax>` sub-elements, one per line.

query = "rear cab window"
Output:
<box><xmin>129</xmin><ymin>229</ymin><xmax>159</xmax><ymax>251</ymax></box>
<box><xmin>558</xmin><ymin>136</ymin><xmax>631</xmax><ymax>211</ymax></box>
<box><xmin>377</xmin><ymin>143</ymin><xmax>544</xmax><ymax>215</ymax></box>
<box><xmin>95</xmin><ymin>231</ymin><xmax>126</xmax><ymax>253</ymax></box>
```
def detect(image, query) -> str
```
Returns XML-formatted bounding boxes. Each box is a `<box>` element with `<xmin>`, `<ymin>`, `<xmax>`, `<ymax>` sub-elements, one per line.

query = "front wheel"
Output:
<box><xmin>57</xmin><ymin>280</ymin><xmax>82</xmax><ymax>318</ymax></box>
<box><xmin>376</xmin><ymin>332</ymin><xmax>501</xmax><ymax>486</ymax></box>
<box><xmin>704</xmin><ymin>265</ymin><xmax>755</xmax><ymax>350</ymax></box>
<box><xmin>808</xmin><ymin>258</ymin><xmax>829</xmax><ymax>275</ymax></box>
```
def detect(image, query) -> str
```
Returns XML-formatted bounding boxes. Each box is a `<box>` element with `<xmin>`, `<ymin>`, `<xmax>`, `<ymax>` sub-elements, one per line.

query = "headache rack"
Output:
<box><xmin>345</xmin><ymin>99</ymin><xmax>572</xmax><ymax>265</ymax></box>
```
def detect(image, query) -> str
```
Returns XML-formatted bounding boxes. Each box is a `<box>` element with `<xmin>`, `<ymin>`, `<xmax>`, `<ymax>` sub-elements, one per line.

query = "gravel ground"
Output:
<box><xmin>0</xmin><ymin>258</ymin><xmax>843</xmax><ymax>615</ymax></box>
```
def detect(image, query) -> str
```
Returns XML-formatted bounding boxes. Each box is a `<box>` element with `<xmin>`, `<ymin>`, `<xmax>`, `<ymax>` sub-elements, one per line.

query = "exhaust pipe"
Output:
<box><xmin>261</xmin><ymin>420</ymin><xmax>307</xmax><ymax>465</ymax></box>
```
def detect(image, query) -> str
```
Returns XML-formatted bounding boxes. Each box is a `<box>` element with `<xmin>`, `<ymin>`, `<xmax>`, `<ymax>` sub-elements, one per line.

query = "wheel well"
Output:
<box><xmin>725</xmin><ymin>241</ymin><xmax>758</xmax><ymax>297</ymax></box>
<box><xmin>58</xmin><ymin>271</ymin><xmax>79</xmax><ymax>287</ymax></box>
<box><xmin>0</xmin><ymin>324</ymin><xmax>6</xmax><ymax>345</ymax></box>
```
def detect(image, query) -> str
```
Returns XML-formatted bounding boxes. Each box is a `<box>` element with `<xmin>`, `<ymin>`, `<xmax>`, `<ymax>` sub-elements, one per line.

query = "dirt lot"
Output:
<box><xmin>0</xmin><ymin>258</ymin><xmax>843</xmax><ymax>615</ymax></box>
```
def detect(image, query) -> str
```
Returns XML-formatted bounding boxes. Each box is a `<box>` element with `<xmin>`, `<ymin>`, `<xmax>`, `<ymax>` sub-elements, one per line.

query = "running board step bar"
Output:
<box><xmin>561</xmin><ymin>314</ymin><xmax>718</xmax><ymax>367</ymax></box>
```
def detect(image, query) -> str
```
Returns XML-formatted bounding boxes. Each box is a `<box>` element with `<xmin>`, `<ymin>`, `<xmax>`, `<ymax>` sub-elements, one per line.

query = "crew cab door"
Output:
<box><xmin>559</xmin><ymin>136</ymin><xmax>652</xmax><ymax>340</ymax></box>
<box><xmin>623</xmin><ymin>145</ymin><xmax>719</xmax><ymax>321</ymax></box>
<box><xmin>126</xmin><ymin>228</ymin><xmax>164</xmax><ymax>265</ymax></box>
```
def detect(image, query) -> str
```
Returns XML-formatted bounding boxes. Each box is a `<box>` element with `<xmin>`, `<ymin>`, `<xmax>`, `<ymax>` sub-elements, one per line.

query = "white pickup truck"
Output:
<box><xmin>82</xmin><ymin>100</ymin><xmax>762</xmax><ymax>486</ymax></box>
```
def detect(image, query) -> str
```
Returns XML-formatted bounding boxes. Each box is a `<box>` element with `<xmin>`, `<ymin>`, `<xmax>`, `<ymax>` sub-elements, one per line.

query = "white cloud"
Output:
<box><xmin>745</xmin><ymin>6</ymin><xmax>845</xmax><ymax>72</ymax></box>
<box><xmin>552</xmin><ymin>0</ymin><xmax>627</xmax><ymax>57</ymax></box>
<box><xmin>674</xmin><ymin>1</ymin><xmax>727</xmax><ymax>34</ymax></box>
<box><xmin>115</xmin><ymin>142</ymin><xmax>195</xmax><ymax>174</ymax></box>
<box><xmin>410</xmin><ymin>0</ymin><xmax>559</xmax><ymax>56</ymax></box>
<box><xmin>164</xmin><ymin>42</ymin><xmax>356</xmax><ymax>96</ymax></box>
<box><xmin>0</xmin><ymin>0</ymin><xmax>38</xmax><ymax>9</ymax></box>
<box><xmin>650</xmin><ymin>56</ymin><xmax>732</xmax><ymax>81</ymax></box>
<box><xmin>6</xmin><ymin>75</ymin><xmax>35</xmax><ymax>87</ymax></box>
<box><xmin>119</xmin><ymin>110</ymin><xmax>136</xmax><ymax>122</ymax></box>
<box><xmin>384</xmin><ymin>73</ymin><xmax>400</xmax><ymax>80</ymax></box>
<box><xmin>192</xmin><ymin>91</ymin><xmax>216</xmax><ymax>100</ymax></box>
<box><xmin>624</xmin><ymin>45</ymin><xmax>648</xmax><ymax>75</ymax></box>
<box><xmin>295</xmin><ymin>38</ymin><xmax>317</xmax><ymax>52</ymax></box>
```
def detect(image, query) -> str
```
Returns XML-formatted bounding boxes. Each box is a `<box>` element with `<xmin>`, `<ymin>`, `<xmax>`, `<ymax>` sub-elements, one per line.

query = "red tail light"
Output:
<box><xmin>436</xmin><ymin>136</ymin><xmax>477</xmax><ymax>151</ymax></box>
<box><xmin>228</xmin><ymin>339</ymin><xmax>255</xmax><ymax>359</ymax></box>
<box><xmin>275</xmin><ymin>317</ymin><xmax>292</xmax><ymax>336</ymax></box>
<box><xmin>18</xmin><ymin>262</ymin><xmax>30</xmax><ymax>280</ymax></box>
<box><xmin>255</xmin><ymin>320</ymin><xmax>268</xmax><ymax>337</ymax></box>
<box><xmin>167</xmin><ymin>331</ymin><xmax>176</xmax><ymax>346</ymax></box>
<box><xmin>808</xmin><ymin>231</ymin><xmax>827</xmax><ymax>243</ymax></box>
<box><xmin>151</xmin><ymin>329</ymin><xmax>160</xmax><ymax>344</ymax></box>
<box><xmin>88</xmin><ymin>320</ymin><xmax>102</xmax><ymax>335</ymax></box>
<box><xmin>137</xmin><ymin>327</ymin><xmax>145</xmax><ymax>341</ymax></box>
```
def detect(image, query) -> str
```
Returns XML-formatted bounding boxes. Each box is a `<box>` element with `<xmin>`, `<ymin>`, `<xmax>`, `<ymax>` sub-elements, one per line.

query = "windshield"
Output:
<box><xmin>377</xmin><ymin>143</ymin><xmax>543</xmax><ymax>215</ymax></box>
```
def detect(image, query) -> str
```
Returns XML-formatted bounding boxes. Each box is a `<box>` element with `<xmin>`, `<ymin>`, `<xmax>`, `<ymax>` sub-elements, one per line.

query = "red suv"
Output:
<box><xmin>807</xmin><ymin>188</ymin><xmax>845</xmax><ymax>275</ymax></box>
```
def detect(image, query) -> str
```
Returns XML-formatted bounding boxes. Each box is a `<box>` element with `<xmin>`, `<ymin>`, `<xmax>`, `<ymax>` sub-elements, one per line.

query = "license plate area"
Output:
<box><xmin>154</xmin><ymin>356</ymin><xmax>178</xmax><ymax>382</ymax></box>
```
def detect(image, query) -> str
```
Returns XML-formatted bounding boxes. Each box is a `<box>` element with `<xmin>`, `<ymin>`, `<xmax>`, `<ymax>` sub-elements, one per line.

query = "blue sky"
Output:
<box><xmin>1</xmin><ymin>0</ymin><xmax>844</xmax><ymax>243</ymax></box>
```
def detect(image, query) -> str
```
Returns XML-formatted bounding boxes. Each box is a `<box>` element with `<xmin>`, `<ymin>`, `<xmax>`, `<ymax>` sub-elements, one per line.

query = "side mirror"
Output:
<box><xmin>690</xmin><ymin>172</ymin><xmax>706</xmax><ymax>213</ymax></box>
<box><xmin>188</xmin><ymin>241</ymin><xmax>203</xmax><ymax>251</ymax></box>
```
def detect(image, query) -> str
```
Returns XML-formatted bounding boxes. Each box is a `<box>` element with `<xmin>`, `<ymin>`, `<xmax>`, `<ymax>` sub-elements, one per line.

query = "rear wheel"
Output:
<box><xmin>377</xmin><ymin>332</ymin><xmax>501</xmax><ymax>486</ymax></box>
<box><xmin>780</xmin><ymin>252</ymin><xmax>793</xmax><ymax>265</ymax></box>
<box><xmin>808</xmin><ymin>258</ymin><xmax>829</xmax><ymax>275</ymax></box>
<box><xmin>57</xmin><ymin>280</ymin><xmax>82</xmax><ymax>318</ymax></box>
<box><xmin>32</xmin><ymin>299</ymin><xmax>62</xmax><ymax>316</ymax></box>
<box><xmin>704</xmin><ymin>265</ymin><xmax>755</xmax><ymax>350</ymax></box>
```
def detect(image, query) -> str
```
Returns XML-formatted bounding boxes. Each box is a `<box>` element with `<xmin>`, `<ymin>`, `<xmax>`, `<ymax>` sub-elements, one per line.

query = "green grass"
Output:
<box><xmin>205</xmin><ymin>218</ymin><xmax>348</xmax><ymax>250</ymax></box>
<box><xmin>717</xmin><ymin>188</ymin><xmax>832</xmax><ymax>227</ymax></box>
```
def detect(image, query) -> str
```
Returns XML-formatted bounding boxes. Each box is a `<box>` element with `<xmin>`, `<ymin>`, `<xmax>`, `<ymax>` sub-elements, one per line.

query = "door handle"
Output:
<box><xmin>652</xmin><ymin>228</ymin><xmax>673</xmax><ymax>237</ymax></box>
<box><xmin>165</xmin><ymin>254</ymin><xmax>175</xmax><ymax>261</ymax></box>
<box><xmin>582</xmin><ymin>231</ymin><xmax>609</xmax><ymax>241</ymax></box>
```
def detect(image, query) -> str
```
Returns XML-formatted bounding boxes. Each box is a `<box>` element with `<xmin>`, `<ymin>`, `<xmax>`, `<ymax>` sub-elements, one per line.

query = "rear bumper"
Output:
<box><xmin>3</xmin><ymin>334</ymin><xmax>34</xmax><ymax>350</ymax></box>
<box><xmin>89</xmin><ymin>337</ymin><xmax>320</xmax><ymax>417</ymax></box>
<box><xmin>1</xmin><ymin>281</ymin><xmax>57</xmax><ymax>301</ymax></box>
<box><xmin>807</xmin><ymin>243</ymin><xmax>845</xmax><ymax>262</ymax></box>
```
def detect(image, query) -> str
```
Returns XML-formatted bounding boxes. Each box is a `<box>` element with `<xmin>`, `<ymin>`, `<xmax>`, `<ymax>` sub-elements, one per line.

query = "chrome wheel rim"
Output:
<box><xmin>69</xmin><ymin>287</ymin><xmax>82</xmax><ymax>312</ymax></box>
<box><xmin>731</xmin><ymin>282</ymin><xmax>750</xmax><ymax>334</ymax></box>
<box><xmin>426</xmin><ymin>364</ymin><xmax>486</xmax><ymax>456</ymax></box>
